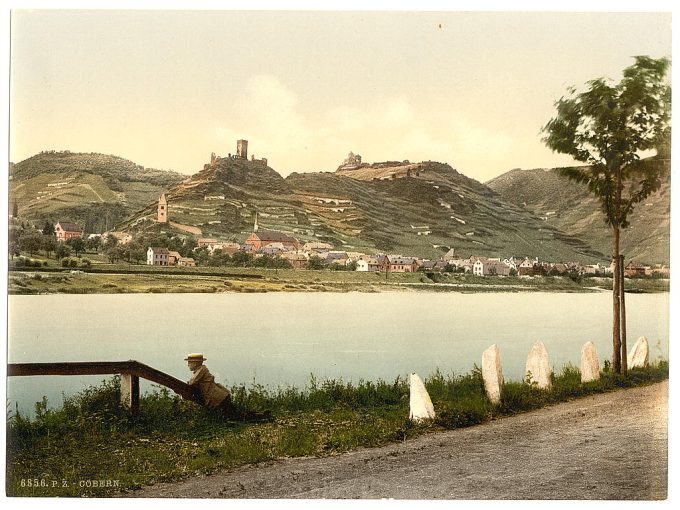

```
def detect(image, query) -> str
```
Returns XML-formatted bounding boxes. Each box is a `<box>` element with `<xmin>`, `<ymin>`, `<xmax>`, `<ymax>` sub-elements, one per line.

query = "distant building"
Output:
<box><xmin>168</xmin><ymin>251</ymin><xmax>182</xmax><ymax>266</ymax></box>
<box><xmin>281</xmin><ymin>251</ymin><xmax>309</xmax><ymax>269</ymax></box>
<box><xmin>245</xmin><ymin>229</ymin><xmax>300</xmax><ymax>252</ymax></box>
<box><xmin>107</xmin><ymin>231</ymin><xmax>133</xmax><ymax>245</ymax></box>
<box><xmin>158</xmin><ymin>194</ymin><xmax>168</xmax><ymax>223</ymax></box>
<box><xmin>302</xmin><ymin>241</ymin><xmax>334</xmax><ymax>253</ymax></box>
<box><xmin>387</xmin><ymin>256</ymin><xmax>418</xmax><ymax>273</ymax></box>
<box><xmin>325</xmin><ymin>252</ymin><xmax>349</xmax><ymax>266</ymax></box>
<box><xmin>197</xmin><ymin>238</ymin><xmax>219</xmax><ymax>249</ymax></box>
<box><xmin>237</xmin><ymin>139</ymin><xmax>248</xmax><ymax>159</ymax></box>
<box><xmin>420</xmin><ymin>260</ymin><xmax>448</xmax><ymax>271</ymax></box>
<box><xmin>338</xmin><ymin>151</ymin><xmax>362</xmax><ymax>170</ymax></box>
<box><xmin>443</xmin><ymin>248</ymin><xmax>458</xmax><ymax>262</ymax></box>
<box><xmin>147</xmin><ymin>247</ymin><xmax>169</xmax><ymax>266</ymax></box>
<box><xmin>54</xmin><ymin>221</ymin><xmax>83</xmax><ymax>242</ymax></box>
<box><xmin>177</xmin><ymin>257</ymin><xmax>196</xmax><ymax>267</ymax></box>
<box><xmin>214</xmin><ymin>242</ymin><xmax>241</xmax><ymax>255</ymax></box>
<box><xmin>625</xmin><ymin>263</ymin><xmax>652</xmax><ymax>277</ymax></box>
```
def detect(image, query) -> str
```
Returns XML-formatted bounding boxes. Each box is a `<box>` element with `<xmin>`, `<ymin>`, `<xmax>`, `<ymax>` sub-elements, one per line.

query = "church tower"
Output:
<box><xmin>253</xmin><ymin>211</ymin><xmax>259</xmax><ymax>232</ymax></box>
<box><xmin>158</xmin><ymin>193</ymin><xmax>168</xmax><ymax>223</ymax></box>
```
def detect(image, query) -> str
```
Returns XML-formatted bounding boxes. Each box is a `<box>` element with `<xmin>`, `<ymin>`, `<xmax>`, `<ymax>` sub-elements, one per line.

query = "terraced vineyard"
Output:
<box><xmin>487</xmin><ymin>158</ymin><xmax>670</xmax><ymax>265</ymax></box>
<box><xmin>9</xmin><ymin>151</ymin><xmax>185</xmax><ymax>232</ymax></box>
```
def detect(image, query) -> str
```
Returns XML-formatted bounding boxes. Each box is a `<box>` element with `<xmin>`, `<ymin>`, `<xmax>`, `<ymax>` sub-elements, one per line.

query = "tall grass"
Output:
<box><xmin>6</xmin><ymin>361</ymin><xmax>668</xmax><ymax>496</ymax></box>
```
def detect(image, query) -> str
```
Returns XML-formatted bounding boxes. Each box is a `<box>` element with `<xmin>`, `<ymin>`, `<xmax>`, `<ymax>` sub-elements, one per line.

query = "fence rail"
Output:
<box><xmin>7</xmin><ymin>360</ymin><xmax>198</xmax><ymax>414</ymax></box>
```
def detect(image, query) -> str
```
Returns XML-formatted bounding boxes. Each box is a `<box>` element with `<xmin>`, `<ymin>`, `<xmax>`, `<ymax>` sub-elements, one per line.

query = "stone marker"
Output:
<box><xmin>525</xmin><ymin>341</ymin><xmax>552</xmax><ymax>389</ymax></box>
<box><xmin>482</xmin><ymin>344</ymin><xmax>504</xmax><ymax>404</ymax></box>
<box><xmin>580</xmin><ymin>341</ymin><xmax>600</xmax><ymax>383</ymax></box>
<box><xmin>409</xmin><ymin>372</ymin><xmax>436</xmax><ymax>422</ymax></box>
<box><xmin>628</xmin><ymin>336</ymin><xmax>649</xmax><ymax>369</ymax></box>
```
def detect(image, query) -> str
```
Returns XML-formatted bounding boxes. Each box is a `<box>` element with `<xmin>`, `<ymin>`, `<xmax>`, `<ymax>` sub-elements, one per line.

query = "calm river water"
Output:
<box><xmin>7</xmin><ymin>292</ymin><xmax>669</xmax><ymax>415</ymax></box>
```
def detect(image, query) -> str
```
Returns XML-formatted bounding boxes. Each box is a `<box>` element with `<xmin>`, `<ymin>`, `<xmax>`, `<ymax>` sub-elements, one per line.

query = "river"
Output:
<box><xmin>7</xmin><ymin>292</ymin><xmax>669</xmax><ymax>415</ymax></box>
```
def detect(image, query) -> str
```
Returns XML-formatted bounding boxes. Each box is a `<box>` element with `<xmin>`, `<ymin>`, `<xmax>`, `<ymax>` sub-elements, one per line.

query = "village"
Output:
<box><xmin>49</xmin><ymin>205</ymin><xmax>668</xmax><ymax>279</ymax></box>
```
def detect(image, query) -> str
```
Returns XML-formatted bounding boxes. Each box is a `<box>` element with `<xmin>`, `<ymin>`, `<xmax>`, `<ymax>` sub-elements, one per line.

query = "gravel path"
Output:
<box><xmin>129</xmin><ymin>381</ymin><xmax>667</xmax><ymax>500</ymax></box>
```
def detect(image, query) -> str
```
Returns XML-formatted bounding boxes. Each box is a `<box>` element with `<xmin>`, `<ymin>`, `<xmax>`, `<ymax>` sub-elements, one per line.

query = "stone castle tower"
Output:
<box><xmin>237</xmin><ymin>139</ymin><xmax>248</xmax><ymax>159</ymax></box>
<box><xmin>158</xmin><ymin>193</ymin><xmax>168</xmax><ymax>223</ymax></box>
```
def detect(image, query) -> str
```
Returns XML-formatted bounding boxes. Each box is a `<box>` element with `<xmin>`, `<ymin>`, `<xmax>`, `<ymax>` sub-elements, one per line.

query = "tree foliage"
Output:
<box><xmin>542</xmin><ymin>55</ymin><xmax>670</xmax><ymax>375</ymax></box>
<box><xmin>542</xmin><ymin>56</ymin><xmax>670</xmax><ymax>228</ymax></box>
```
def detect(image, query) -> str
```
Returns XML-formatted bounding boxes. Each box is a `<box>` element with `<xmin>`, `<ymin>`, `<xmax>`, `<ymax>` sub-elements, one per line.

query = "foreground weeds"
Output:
<box><xmin>6</xmin><ymin>361</ymin><xmax>668</xmax><ymax>496</ymax></box>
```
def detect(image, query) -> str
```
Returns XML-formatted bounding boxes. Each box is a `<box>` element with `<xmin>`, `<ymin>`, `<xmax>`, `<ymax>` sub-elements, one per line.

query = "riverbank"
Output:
<box><xmin>131</xmin><ymin>379</ymin><xmax>669</xmax><ymax>499</ymax></box>
<box><xmin>7</xmin><ymin>266</ymin><xmax>670</xmax><ymax>294</ymax></box>
<box><xmin>6</xmin><ymin>362</ymin><xmax>668</xmax><ymax>497</ymax></box>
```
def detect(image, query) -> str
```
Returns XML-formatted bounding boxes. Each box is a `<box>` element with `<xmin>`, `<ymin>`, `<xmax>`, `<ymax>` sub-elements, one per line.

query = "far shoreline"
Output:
<box><xmin>7</xmin><ymin>267</ymin><xmax>670</xmax><ymax>295</ymax></box>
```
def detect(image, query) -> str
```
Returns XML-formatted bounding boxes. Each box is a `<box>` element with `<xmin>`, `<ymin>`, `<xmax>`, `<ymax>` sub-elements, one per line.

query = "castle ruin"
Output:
<box><xmin>339</xmin><ymin>151</ymin><xmax>362</xmax><ymax>170</ymax></box>
<box><xmin>237</xmin><ymin>139</ymin><xmax>248</xmax><ymax>159</ymax></box>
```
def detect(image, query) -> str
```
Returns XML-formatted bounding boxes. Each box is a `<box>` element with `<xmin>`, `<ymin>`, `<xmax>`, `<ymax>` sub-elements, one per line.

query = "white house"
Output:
<box><xmin>147</xmin><ymin>247</ymin><xmax>169</xmax><ymax>266</ymax></box>
<box><xmin>355</xmin><ymin>259</ymin><xmax>369</xmax><ymax>271</ymax></box>
<box><xmin>473</xmin><ymin>258</ymin><xmax>486</xmax><ymax>276</ymax></box>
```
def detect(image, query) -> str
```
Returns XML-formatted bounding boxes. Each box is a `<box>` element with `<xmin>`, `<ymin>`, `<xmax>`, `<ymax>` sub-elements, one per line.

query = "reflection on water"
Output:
<box><xmin>7</xmin><ymin>292</ymin><xmax>669</xmax><ymax>415</ymax></box>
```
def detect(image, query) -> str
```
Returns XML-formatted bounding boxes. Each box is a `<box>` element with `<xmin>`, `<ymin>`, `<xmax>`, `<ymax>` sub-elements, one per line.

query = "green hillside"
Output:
<box><xmin>120</xmin><ymin>154</ymin><xmax>608</xmax><ymax>262</ymax></box>
<box><xmin>9</xmin><ymin>151</ymin><xmax>185</xmax><ymax>232</ymax></box>
<box><xmin>289</xmin><ymin>162</ymin><xmax>606</xmax><ymax>261</ymax></box>
<box><xmin>486</xmin><ymin>160</ymin><xmax>670</xmax><ymax>265</ymax></box>
<box><xmin>119</xmin><ymin>156</ymin><xmax>312</xmax><ymax>242</ymax></box>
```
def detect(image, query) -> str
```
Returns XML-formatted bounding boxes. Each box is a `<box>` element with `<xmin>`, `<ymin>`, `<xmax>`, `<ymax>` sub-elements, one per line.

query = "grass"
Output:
<box><xmin>6</xmin><ymin>360</ymin><xmax>668</xmax><ymax>497</ymax></box>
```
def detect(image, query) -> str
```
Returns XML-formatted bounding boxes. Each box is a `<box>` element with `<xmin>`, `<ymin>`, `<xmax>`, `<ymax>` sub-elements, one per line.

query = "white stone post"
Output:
<box><xmin>482</xmin><ymin>344</ymin><xmax>504</xmax><ymax>404</ymax></box>
<box><xmin>525</xmin><ymin>341</ymin><xmax>552</xmax><ymax>389</ymax></box>
<box><xmin>628</xmin><ymin>336</ymin><xmax>649</xmax><ymax>369</ymax></box>
<box><xmin>409</xmin><ymin>372</ymin><xmax>436</xmax><ymax>422</ymax></box>
<box><xmin>580</xmin><ymin>341</ymin><xmax>600</xmax><ymax>383</ymax></box>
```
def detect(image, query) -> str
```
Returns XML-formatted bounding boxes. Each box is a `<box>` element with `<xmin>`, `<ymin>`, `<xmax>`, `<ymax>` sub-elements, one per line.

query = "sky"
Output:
<box><xmin>8</xmin><ymin>9</ymin><xmax>672</xmax><ymax>182</ymax></box>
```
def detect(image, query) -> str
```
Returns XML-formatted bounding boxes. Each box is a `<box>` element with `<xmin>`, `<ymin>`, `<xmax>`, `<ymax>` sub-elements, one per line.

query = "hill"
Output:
<box><xmin>118</xmin><ymin>156</ymin><xmax>310</xmax><ymax>241</ymax></box>
<box><xmin>288</xmin><ymin>161</ymin><xmax>605</xmax><ymax>261</ymax></box>
<box><xmin>119</xmin><ymin>156</ymin><xmax>610</xmax><ymax>262</ymax></box>
<box><xmin>486</xmin><ymin>161</ymin><xmax>670</xmax><ymax>265</ymax></box>
<box><xmin>9</xmin><ymin>151</ymin><xmax>186</xmax><ymax>232</ymax></box>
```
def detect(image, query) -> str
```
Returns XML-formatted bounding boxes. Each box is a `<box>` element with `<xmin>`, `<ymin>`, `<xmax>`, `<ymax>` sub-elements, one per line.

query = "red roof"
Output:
<box><xmin>251</xmin><ymin>230</ymin><xmax>298</xmax><ymax>243</ymax></box>
<box><xmin>56</xmin><ymin>221</ymin><xmax>82</xmax><ymax>232</ymax></box>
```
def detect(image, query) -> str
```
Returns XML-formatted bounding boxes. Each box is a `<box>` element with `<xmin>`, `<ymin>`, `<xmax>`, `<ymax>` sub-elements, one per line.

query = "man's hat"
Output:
<box><xmin>185</xmin><ymin>353</ymin><xmax>206</xmax><ymax>361</ymax></box>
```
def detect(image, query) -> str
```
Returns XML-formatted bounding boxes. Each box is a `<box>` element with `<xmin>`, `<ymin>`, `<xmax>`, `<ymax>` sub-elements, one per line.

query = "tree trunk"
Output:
<box><xmin>612</xmin><ymin>226</ymin><xmax>622</xmax><ymax>374</ymax></box>
<box><xmin>620</xmin><ymin>254</ymin><xmax>628</xmax><ymax>376</ymax></box>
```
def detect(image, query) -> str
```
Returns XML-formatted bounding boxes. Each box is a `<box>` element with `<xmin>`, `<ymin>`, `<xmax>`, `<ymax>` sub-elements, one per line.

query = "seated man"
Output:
<box><xmin>185</xmin><ymin>353</ymin><xmax>272</xmax><ymax>422</ymax></box>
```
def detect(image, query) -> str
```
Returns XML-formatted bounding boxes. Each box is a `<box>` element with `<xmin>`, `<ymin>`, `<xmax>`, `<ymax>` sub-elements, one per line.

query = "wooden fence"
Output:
<box><xmin>7</xmin><ymin>360</ymin><xmax>198</xmax><ymax>414</ymax></box>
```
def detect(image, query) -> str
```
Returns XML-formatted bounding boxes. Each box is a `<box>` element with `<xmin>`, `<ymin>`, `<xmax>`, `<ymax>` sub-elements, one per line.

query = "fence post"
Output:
<box><xmin>120</xmin><ymin>373</ymin><xmax>140</xmax><ymax>415</ymax></box>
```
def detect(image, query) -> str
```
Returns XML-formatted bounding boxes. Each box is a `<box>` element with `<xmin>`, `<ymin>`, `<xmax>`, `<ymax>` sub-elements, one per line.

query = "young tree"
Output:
<box><xmin>42</xmin><ymin>221</ymin><xmax>55</xmax><ymax>236</ymax></box>
<box><xmin>19</xmin><ymin>231</ymin><xmax>43</xmax><ymax>256</ymax></box>
<box><xmin>86</xmin><ymin>236</ymin><xmax>102</xmax><ymax>253</ymax></box>
<box><xmin>55</xmin><ymin>244</ymin><xmax>71</xmax><ymax>260</ymax></box>
<box><xmin>41</xmin><ymin>235</ymin><xmax>58</xmax><ymax>259</ymax></box>
<box><xmin>542</xmin><ymin>56</ymin><xmax>670</xmax><ymax>375</ymax></box>
<box><xmin>67</xmin><ymin>237</ymin><xmax>86</xmax><ymax>257</ymax></box>
<box><xmin>306</xmin><ymin>255</ymin><xmax>326</xmax><ymax>270</ymax></box>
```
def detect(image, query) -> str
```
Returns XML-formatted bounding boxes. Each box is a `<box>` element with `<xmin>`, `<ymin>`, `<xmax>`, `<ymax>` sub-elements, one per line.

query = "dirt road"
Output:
<box><xmin>130</xmin><ymin>381</ymin><xmax>668</xmax><ymax>499</ymax></box>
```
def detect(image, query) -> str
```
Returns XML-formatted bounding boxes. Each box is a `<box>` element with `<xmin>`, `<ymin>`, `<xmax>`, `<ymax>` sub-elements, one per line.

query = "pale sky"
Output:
<box><xmin>9</xmin><ymin>10</ymin><xmax>672</xmax><ymax>182</ymax></box>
